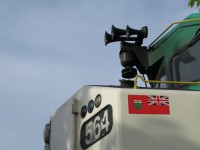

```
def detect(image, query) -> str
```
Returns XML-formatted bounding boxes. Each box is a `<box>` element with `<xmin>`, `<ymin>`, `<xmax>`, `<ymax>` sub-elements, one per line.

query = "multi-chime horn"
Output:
<box><xmin>105</xmin><ymin>25</ymin><xmax>148</xmax><ymax>46</ymax></box>
<box><xmin>105</xmin><ymin>25</ymin><xmax>148</xmax><ymax>80</ymax></box>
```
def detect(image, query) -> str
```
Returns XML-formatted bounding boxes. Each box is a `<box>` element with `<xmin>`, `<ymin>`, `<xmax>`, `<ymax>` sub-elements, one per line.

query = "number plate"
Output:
<box><xmin>80</xmin><ymin>105</ymin><xmax>113</xmax><ymax>149</ymax></box>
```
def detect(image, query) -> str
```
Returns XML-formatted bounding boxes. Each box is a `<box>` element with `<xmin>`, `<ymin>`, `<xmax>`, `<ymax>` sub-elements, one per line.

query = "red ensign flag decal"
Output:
<box><xmin>128</xmin><ymin>95</ymin><xmax>170</xmax><ymax>115</ymax></box>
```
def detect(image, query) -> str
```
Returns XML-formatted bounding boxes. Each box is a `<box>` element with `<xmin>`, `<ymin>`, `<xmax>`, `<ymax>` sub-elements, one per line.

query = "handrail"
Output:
<box><xmin>149</xmin><ymin>18</ymin><xmax>200</xmax><ymax>48</ymax></box>
<box><xmin>133</xmin><ymin>75</ymin><xmax>200</xmax><ymax>89</ymax></box>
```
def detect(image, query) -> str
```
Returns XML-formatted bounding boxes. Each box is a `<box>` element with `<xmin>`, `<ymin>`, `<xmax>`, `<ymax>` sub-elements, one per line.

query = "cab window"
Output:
<box><xmin>172</xmin><ymin>39</ymin><xmax>200</xmax><ymax>87</ymax></box>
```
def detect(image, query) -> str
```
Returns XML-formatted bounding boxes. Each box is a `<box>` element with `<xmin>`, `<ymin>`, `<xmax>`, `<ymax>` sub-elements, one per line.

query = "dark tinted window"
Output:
<box><xmin>172</xmin><ymin>40</ymin><xmax>200</xmax><ymax>87</ymax></box>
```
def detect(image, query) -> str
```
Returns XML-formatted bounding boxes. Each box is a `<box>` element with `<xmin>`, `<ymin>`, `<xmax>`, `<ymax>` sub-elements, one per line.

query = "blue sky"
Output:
<box><xmin>0</xmin><ymin>0</ymin><xmax>198</xmax><ymax>149</ymax></box>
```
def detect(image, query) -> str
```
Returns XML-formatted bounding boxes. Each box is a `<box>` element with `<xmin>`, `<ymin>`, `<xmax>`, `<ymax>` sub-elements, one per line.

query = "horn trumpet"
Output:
<box><xmin>126</xmin><ymin>26</ymin><xmax>148</xmax><ymax>38</ymax></box>
<box><xmin>111</xmin><ymin>25</ymin><xmax>126</xmax><ymax>39</ymax></box>
<box><xmin>105</xmin><ymin>31</ymin><xmax>137</xmax><ymax>45</ymax></box>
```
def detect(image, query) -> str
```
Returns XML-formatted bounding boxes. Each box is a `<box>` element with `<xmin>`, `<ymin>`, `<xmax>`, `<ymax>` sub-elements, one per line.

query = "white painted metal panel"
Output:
<box><xmin>50</xmin><ymin>97</ymin><xmax>75</xmax><ymax>150</ymax></box>
<box><xmin>119</xmin><ymin>89</ymin><xmax>200</xmax><ymax>150</ymax></box>
<box><xmin>50</xmin><ymin>86</ymin><xmax>200</xmax><ymax>150</ymax></box>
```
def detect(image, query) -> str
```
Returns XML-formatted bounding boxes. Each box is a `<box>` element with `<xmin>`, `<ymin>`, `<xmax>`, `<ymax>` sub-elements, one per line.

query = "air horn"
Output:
<box><xmin>104</xmin><ymin>25</ymin><xmax>148</xmax><ymax>81</ymax></box>
<box><xmin>105</xmin><ymin>25</ymin><xmax>148</xmax><ymax>46</ymax></box>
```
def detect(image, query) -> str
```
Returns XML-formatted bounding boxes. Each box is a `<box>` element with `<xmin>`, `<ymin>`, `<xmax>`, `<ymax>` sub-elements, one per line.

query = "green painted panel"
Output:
<box><xmin>151</xmin><ymin>13</ymin><xmax>200</xmax><ymax>66</ymax></box>
<box><xmin>184</xmin><ymin>84</ymin><xmax>200</xmax><ymax>90</ymax></box>
<box><xmin>148</xmin><ymin>13</ymin><xmax>200</xmax><ymax>91</ymax></box>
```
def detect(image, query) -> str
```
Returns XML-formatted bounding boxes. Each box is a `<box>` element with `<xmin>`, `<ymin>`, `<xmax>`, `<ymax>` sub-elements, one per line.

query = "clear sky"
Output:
<box><xmin>0</xmin><ymin>0</ymin><xmax>198</xmax><ymax>149</ymax></box>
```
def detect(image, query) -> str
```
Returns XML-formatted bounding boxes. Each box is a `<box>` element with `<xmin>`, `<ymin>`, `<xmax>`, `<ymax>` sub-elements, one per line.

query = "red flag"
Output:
<box><xmin>128</xmin><ymin>95</ymin><xmax>170</xmax><ymax>115</ymax></box>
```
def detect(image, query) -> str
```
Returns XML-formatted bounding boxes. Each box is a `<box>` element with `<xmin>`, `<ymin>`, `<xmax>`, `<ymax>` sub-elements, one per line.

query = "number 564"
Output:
<box><xmin>81</xmin><ymin>105</ymin><xmax>113</xmax><ymax>149</ymax></box>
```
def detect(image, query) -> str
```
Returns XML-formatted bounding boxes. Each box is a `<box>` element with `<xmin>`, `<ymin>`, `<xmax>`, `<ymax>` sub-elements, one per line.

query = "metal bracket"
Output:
<box><xmin>72</xmin><ymin>99</ymin><xmax>78</xmax><ymax>115</ymax></box>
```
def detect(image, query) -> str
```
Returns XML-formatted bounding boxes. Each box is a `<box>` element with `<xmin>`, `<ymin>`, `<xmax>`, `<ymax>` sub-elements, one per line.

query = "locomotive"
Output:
<box><xmin>43</xmin><ymin>13</ymin><xmax>200</xmax><ymax>150</ymax></box>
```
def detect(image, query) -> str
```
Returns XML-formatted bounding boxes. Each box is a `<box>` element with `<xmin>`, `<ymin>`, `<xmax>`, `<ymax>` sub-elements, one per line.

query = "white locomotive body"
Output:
<box><xmin>44</xmin><ymin>86</ymin><xmax>200</xmax><ymax>150</ymax></box>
